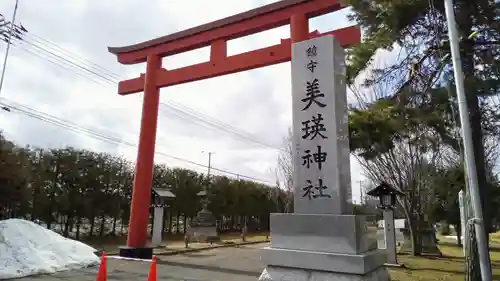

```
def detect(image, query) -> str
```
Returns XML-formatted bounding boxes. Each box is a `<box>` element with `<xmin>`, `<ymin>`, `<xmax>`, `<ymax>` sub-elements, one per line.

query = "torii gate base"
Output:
<box><xmin>108</xmin><ymin>0</ymin><xmax>364</xmax><ymax>262</ymax></box>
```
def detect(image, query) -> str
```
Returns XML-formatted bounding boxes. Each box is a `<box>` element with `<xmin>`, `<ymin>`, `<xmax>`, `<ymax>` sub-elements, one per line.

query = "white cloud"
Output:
<box><xmin>0</xmin><ymin>0</ymin><xmax>393</xmax><ymax>202</ymax></box>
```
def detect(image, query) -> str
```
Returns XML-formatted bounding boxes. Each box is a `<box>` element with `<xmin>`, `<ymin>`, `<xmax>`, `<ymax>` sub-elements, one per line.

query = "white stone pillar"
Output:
<box><xmin>151</xmin><ymin>207</ymin><xmax>164</xmax><ymax>247</ymax></box>
<box><xmin>383</xmin><ymin>209</ymin><xmax>398</xmax><ymax>265</ymax></box>
<box><xmin>259</xmin><ymin>35</ymin><xmax>389</xmax><ymax>281</ymax></box>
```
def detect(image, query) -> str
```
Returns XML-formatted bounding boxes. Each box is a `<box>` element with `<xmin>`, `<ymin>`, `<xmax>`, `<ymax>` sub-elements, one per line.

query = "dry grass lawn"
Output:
<box><xmin>85</xmin><ymin>232</ymin><xmax>269</xmax><ymax>253</ymax></box>
<box><xmin>389</xmin><ymin>239</ymin><xmax>500</xmax><ymax>280</ymax></box>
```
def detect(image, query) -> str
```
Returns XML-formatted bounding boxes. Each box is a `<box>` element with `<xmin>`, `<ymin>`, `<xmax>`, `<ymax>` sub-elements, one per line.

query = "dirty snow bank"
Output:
<box><xmin>0</xmin><ymin>219</ymin><xmax>99</xmax><ymax>279</ymax></box>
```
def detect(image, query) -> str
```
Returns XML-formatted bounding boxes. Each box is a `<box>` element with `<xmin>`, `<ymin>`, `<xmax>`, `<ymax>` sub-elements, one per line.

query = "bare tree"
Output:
<box><xmin>276</xmin><ymin>128</ymin><xmax>294</xmax><ymax>212</ymax></box>
<box><xmin>358</xmin><ymin>138</ymin><xmax>439</xmax><ymax>255</ymax></box>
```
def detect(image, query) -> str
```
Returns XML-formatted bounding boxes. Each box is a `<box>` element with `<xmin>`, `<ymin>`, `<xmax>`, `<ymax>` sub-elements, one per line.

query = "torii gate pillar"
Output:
<box><xmin>116</xmin><ymin>55</ymin><xmax>162</xmax><ymax>258</ymax></box>
<box><xmin>108</xmin><ymin>0</ymin><xmax>361</xmax><ymax>259</ymax></box>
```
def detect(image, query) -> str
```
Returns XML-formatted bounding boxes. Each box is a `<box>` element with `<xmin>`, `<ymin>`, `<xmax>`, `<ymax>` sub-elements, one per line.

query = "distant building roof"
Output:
<box><xmin>152</xmin><ymin>188</ymin><xmax>176</xmax><ymax>198</ymax></box>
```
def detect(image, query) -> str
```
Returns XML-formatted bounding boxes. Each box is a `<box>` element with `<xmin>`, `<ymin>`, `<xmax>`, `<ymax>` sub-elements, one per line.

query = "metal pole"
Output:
<box><xmin>358</xmin><ymin>180</ymin><xmax>363</xmax><ymax>205</ymax></box>
<box><xmin>207</xmin><ymin>152</ymin><xmax>212</xmax><ymax>177</ymax></box>
<box><xmin>0</xmin><ymin>0</ymin><xmax>20</xmax><ymax>97</ymax></box>
<box><xmin>201</xmin><ymin>150</ymin><xmax>215</xmax><ymax>191</ymax></box>
<box><xmin>443</xmin><ymin>0</ymin><xmax>492</xmax><ymax>280</ymax></box>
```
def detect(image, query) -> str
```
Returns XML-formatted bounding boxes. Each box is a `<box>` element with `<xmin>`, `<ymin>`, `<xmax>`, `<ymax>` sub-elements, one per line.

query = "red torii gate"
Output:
<box><xmin>108</xmin><ymin>0</ymin><xmax>360</xmax><ymax>258</ymax></box>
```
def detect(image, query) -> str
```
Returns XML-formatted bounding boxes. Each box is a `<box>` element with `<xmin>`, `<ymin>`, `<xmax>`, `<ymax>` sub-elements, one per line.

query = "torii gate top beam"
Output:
<box><xmin>109</xmin><ymin>0</ymin><xmax>349</xmax><ymax>64</ymax></box>
<box><xmin>107</xmin><ymin>0</ymin><xmax>360</xmax><ymax>95</ymax></box>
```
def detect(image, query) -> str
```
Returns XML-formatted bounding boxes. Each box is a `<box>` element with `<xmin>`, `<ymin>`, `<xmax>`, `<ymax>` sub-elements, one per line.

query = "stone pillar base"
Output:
<box><xmin>259</xmin><ymin>214</ymin><xmax>390</xmax><ymax>281</ymax></box>
<box><xmin>118</xmin><ymin>246</ymin><xmax>153</xmax><ymax>259</ymax></box>
<box><xmin>259</xmin><ymin>266</ymin><xmax>391</xmax><ymax>281</ymax></box>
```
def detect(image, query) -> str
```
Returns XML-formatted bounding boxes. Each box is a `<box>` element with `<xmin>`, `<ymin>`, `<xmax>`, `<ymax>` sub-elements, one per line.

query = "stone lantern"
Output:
<box><xmin>151</xmin><ymin>187</ymin><xmax>175</xmax><ymax>247</ymax></box>
<box><xmin>367</xmin><ymin>182</ymin><xmax>404</xmax><ymax>266</ymax></box>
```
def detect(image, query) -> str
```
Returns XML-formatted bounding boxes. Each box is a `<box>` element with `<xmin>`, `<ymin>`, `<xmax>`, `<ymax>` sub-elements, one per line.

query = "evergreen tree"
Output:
<box><xmin>345</xmin><ymin>0</ymin><xmax>499</xmax><ymax>234</ymax></box>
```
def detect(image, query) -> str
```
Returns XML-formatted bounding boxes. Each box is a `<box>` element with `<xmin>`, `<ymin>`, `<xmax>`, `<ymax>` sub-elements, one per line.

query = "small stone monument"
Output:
<box><xmin>259</xmin><ymin>35</ymin><xmax>390</xmax><ymax>281</ymax></box>
<box><xmin>399</xmin><ymin>227</ymin><xmax>442</xmax><ymax>256</ymax></box>
<box><xmin>186</xmin><ymin>190</ymin><xmax>220</xmax><ymax>243</ymax></box>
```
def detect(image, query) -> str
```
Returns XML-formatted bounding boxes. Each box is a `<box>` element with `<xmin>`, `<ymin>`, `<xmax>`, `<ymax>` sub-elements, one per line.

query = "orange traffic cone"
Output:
<box><xmin>147</xmin><ymin>256</ymin><xmax>157</xmax><ymax>281</ymax></box>
<box><xmin>95</xmin><ymin>252</ymin><xmax>107</xmax><ymax>281</ymax></box>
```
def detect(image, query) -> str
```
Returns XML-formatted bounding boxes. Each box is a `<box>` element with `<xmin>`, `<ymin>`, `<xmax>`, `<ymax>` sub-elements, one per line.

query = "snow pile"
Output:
<box><xmin>0</xmin><ymin>219</ymin><xmax>99</xmax><ymax>279</ymax></box>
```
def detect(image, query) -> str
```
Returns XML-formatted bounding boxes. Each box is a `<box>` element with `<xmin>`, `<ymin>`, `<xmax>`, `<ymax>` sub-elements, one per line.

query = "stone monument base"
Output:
<box><xmin>261</xmin><ymin>247</ymin><xmax>387</xmax><ymax>274</ymax></box>
<box><xmin>187</xmin><ymin>206</ymin><xmax>220</xmax><ymax>243</ymax></box>
<box><xmin>399</xmin><ymin>228</ymin><xmax>442</xmax><ymax>255</ymax></box>
<box><xmin>186</xmin><ymin>226</ymin><xmax>220</xmax><ymax>243</ymax></box>
<box><xmin>259</xmin><ymin>265</ymin><xmax>391</xmax><ymax>281</ymax></box>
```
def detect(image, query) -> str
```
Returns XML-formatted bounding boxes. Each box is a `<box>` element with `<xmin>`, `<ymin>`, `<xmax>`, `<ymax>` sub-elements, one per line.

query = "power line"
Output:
<box><xmin>0</xmin><ymin>97</ymin><xmax>273</xmax><ymax>185</ymax></box>
<box><xmin>159</xmin><ymin>100</ymin><xmax>284</xmax><ymax>150</ymax></box>
<box><xmin>13</xmin><ymin>41</ymin><xmax>113</xmax><ymax>87</ymax></box>
<box><xmin>23</xmin><ymin>38</ymin><xmax>117</xmax><ymax>84</ymax></box>
<box><xmin>0</xmin><ymin>40</ymin><xmax>275</xmax><ymax>182</ymax></box>
<box><xmin>12</xmin><ymin>35</ymin><xmax>283</xmax><ymax>149</ymax></box>
<box><xmin>29</xmin><ymin>33</ymin><xmax>123</xmax><ymax>81</ymax></box>
<box><xmin>0</xmin><ymin>17</ymin><xmax>282</xmax><ymax>183</ymax></box>
<box><xmin>2</xmin><ymin>30</ymin><xmax>284</xmax><ymax>151</ymax></box>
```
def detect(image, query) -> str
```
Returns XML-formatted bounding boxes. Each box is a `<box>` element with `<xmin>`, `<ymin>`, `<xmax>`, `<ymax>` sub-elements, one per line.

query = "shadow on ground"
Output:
<box><xmin>156</xmin><ymin>260</ymin><xmax>260</xmax><ymax>277</ymax></box>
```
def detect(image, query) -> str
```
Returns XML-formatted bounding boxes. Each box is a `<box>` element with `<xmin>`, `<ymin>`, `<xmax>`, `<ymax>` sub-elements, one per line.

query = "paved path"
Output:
<box><xmin>17</xmin><ymin>243</ymin><xmax>267</xmax><ymax>281</ymax></box>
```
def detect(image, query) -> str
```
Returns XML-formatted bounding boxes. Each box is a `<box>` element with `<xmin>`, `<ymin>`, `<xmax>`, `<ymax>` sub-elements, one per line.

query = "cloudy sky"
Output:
<box><xmin>0</xmin><ymin>0</ymin><xmax>391</xmax><ymax>202</ymax></box>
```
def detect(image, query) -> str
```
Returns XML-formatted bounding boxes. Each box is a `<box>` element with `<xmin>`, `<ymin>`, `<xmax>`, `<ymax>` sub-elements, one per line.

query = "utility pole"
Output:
<box><xmin>200</xmin><ymin>150</ymin><xmax>215</xmax><ymax>195</ymax></box>
<box><xmin>208</xmin><ymin>152</ymin><xmax>213</xmax><ymax>177</ymax></box>
<box><xmin>31</xmin><ymin>148</ymin><xmax>43</xmax><ymax>222</ymax></box>
<box><xmin>444</xmin><ymin>1</ymin><xmax>492</xmax><ymax>280</ymax></box>
<box><xmin>0</xmin><ymin>0</ymin><xmax>21</xmax><ymax>98</ymax></box>
<box><xmin>202</xmin><ymin>151</ymin><xmax>215</xmax><ymax>177</ymax></box>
